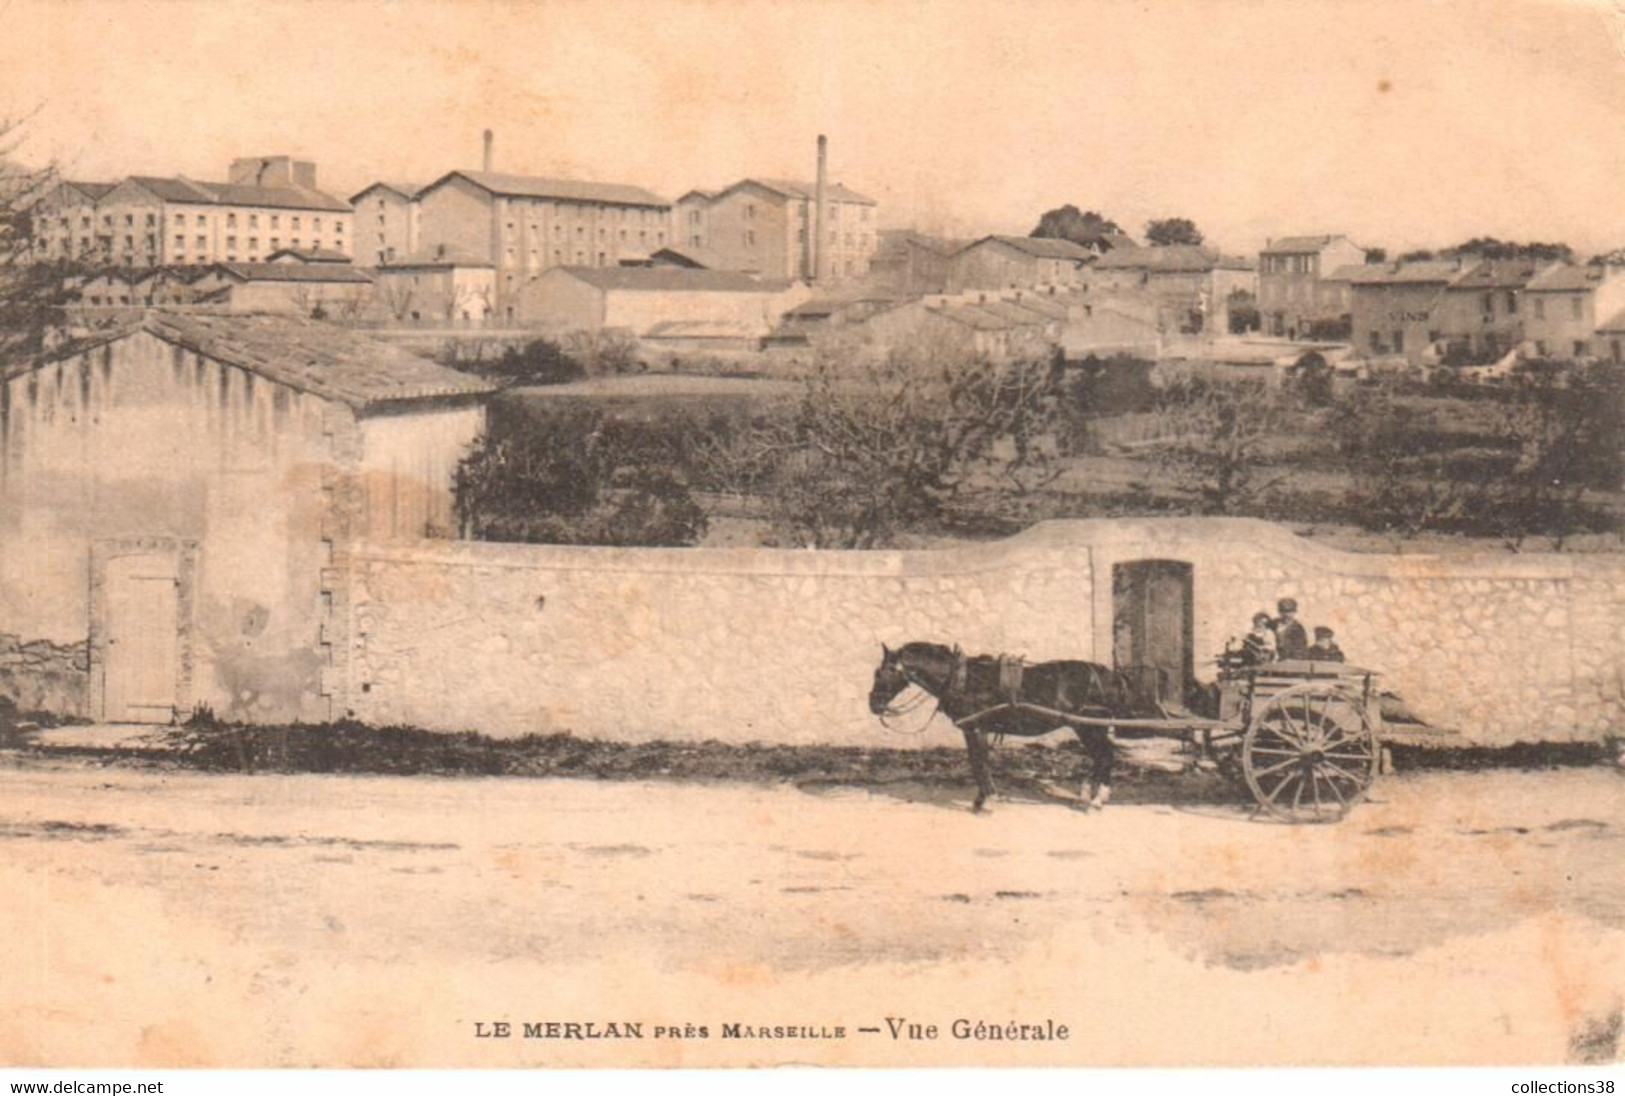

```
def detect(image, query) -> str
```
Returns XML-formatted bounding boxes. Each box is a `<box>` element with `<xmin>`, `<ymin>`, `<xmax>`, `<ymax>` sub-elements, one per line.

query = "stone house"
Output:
<box><xmin>518</xmin><ymin>266</ymin><xmax>808</xmax><ymax>338</ymax></box>
<box><xmin>0</xmin><ymin>312</ymin><xmax>493</xmax><ymax>725</ymax></box>
<box><xmin>1256</xmin><ymin>235</ymin><xmax>1367</xmax><ymax>338</ymax></box>
<box><xmin>1520</xmin><ymin>263</ymin><xmax>1625</xmax><ymax>361</ymax></box>
<box><xmin>944</xmin><ymin>236</ymin><xmax>1094</xmax><ymax>293</ymax></box>
<box><xmin>1090</xmin><ymin>245</ymin><xmax>1256</xmax><ymax>333</ymax></box>
<box><xmin>370</xmin><ymin>248</ymin><xmax>497</xmax><ymax>326</ymax></box>
<box><xmin>1330</xmin><ymin>260</ymin><xmax>1467</xmax><ymax>363</ymax></box>
<box><xmin>188</xmin><ymin>262</ymin><xmax>375</xmax><ymax>317</ymax></box>
<box><xmin>1431</xmin><ymin>260</ymin><xmax>1550</xmax><ymax>361</ymax></box>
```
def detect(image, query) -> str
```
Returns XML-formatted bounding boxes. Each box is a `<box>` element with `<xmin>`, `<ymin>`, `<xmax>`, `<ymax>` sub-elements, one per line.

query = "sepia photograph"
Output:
<box><xmin>1</xmin><ymin>0</ymin><xmax>1623</xmax><ymax>1080</ymax></box>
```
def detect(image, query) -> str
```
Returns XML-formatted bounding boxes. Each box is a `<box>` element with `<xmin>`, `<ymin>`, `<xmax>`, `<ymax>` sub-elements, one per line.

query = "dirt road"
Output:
<box><xmin>1</xmin><ymin>755</ymin><xmax>1621</xmax><ymax>1068</ymax></box>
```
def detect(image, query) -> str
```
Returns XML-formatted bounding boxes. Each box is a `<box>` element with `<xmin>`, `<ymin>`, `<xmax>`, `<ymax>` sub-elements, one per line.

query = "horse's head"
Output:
<box><xmin>868</xmin><ymin>642</ymin><xmax>955</xmax><ymax>716</ymax></box>
<box><xmin>868</xmin><ymin>644</ymin><xmax>911</xmax><ymax>715</ymax></box>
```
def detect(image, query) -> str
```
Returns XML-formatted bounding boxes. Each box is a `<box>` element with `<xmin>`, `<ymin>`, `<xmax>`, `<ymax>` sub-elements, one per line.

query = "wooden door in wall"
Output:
<box><xmin>1111</xmin><ymin>559</ymin><xmax>1195</xmax><ymax>710</ymax></box>
<box><xmin>100</xmin><ymin>551</ymin><xmax>182</xmax><ymax>724</ymax></box>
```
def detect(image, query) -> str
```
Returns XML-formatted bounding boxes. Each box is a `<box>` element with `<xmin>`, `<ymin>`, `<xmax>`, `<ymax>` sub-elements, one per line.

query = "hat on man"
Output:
<box><xmin>1252</xmin><ymin>612</ymin><xmax>1273</xmax><ymax>627</ymax></box>
<box><xmin>1313</xmin><ymin>625</ymin><xmax>1335</xmax><ymax>639</ymax></box>
<box><xmin>1277</xmin><ymin>597</ymin><xmax>1299</xmax><ymax>614</ymax></box>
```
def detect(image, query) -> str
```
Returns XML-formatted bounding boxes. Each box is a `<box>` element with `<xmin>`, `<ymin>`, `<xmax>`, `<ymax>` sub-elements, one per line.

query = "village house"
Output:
<box><xmin>674</xmin><ymin>178</ymin><xmax>879</xmax><ymax>283</ymax></box>
<box><xmin>944</xmin><ymin>235</ymin><xmax>1094</xmax><ymax>293</ymax></box>
<box><xmin>1256</xmin><ymin>235</ymin><xmax>1366</xmax><ymax>338</ymax></box>
<box><xmin>1519</xmin><ymin>263</ymin><xmax>1625</xmax><ymax>361</ymax></box>
<box><xmin>1090</xmin><ymin>245</ymin><xmax>1256</xmax><ymax>333</ymax></box>
<box><xmin>31</xmin><ymin>157</ymin><xmax>353</xmax><ymax>268</ymax></box>
<box><xmin>773</xmin><ymin>286</ymin><xmax>1077</xmax><ymax>363</ymax></box>
<box><xmin>518</xmin><ymin>266</ymin><xmax>808</xmax><ymax>339</ymax></box>
<box><xmin>1430</xmin><ymin>260</ymin><xmax>1550</xmax><ymax>362</ymax></box>
<box><xmin>867</xmin><ymin>230</ymin><xmax>967</xmax><ymax>295</ymax></box>
<box><xmin>370</xmin><ymin>248</ymin><xmax>497</xmax><ymax>327</ymax></box>
<box><xmin>187</xmin><ymin>262</ymin><xmax>375</xmax><ymax>317</ymax></box>
<box><xmin>349</xmin><ymin>181</ymin><xmax>422</xmax><ymax>267</ymax></box>
<box><xmin>414</xmin><ymin>169</ymin><xmax>671</xmax><ymax>324</ymax></box>
<box><xmin>0</xmin><ymin>312</ymin><xmax>493</xmax><ymax>725</ymax></box>
<box><xmin>1329</xmin><ymin>260</ymin><xmax>1466</xmax><ymax>363</ymax></box>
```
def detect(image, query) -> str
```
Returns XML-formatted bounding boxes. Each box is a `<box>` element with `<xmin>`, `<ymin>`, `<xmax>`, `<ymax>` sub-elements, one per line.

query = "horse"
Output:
<box><xmin>867</xmin><ymin>641</ymin><xmax>1143</xmax><ymax>813</ymax></box>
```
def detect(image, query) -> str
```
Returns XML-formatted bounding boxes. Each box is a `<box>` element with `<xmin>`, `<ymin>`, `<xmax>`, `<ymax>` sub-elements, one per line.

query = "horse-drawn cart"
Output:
<box><xmin>870</xmin><ymin>644</ymin><xmax>1388</xmax><ymax>823</ymax></box>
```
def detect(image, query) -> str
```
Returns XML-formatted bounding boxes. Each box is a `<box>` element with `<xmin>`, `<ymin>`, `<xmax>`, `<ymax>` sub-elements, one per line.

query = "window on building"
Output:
<box><xmin>745</xmin><ymin>230</ymin><xmax>756</xmax><ymax>246</ymax></box>
<box><xmin>597</xmin><ymin>251</ymin><xmax>606</xmax><ymax>266</ymax></box>
<box><xmin>174</xmin><ymin>234</ymin><xmax>185</xmax><ymax>250</ymax></box>
<box><xmin>249</xmin><ymin>214</ymin><xmax>259</xmax><ymax>228</ymax></box>
<box><xmin>292</xmin><ymin>238</ymin><xmax>301</xmax><ymax>249</ymax></box>
<box><xmin>1574</xmin><ymin>340</ymin><xmax>1589</xmax><ymax>357</ymax></box>
<box><xmin>1535</xmin><ymin>339</ymin><xmax>1548</xmax><ymax>357</ymax></box>
<box><xmin>227</xmin><ymin>213</ymin><xmax>237</xmax><ymax>228</ymax></box>
<box><xmin>619</xmin><ymin>229</ymin><xmax>626</xmax><ymax>242</ymax></box>
<box><xmin>248</xmin><ymin>237</ymin><xmax>258</xmax><ymax>250</ymax></box>
<box><xmin>314</xmin><ymin>218</ymin><xmax>322</xmax><ymax>231</ymax></box>
<box><xmin>1481</xmin><ymin>292</ymin><xmax>1493</xmax><ymax>315</ymax></box>
<box><xmin>123</xmin><ymin>214</ymin><xmax>133</xmax><ymax>227</ymax></box>
<box><xmin>1392</xmin><ymin>330</ymin><xmax>1404</xmax><ymax>353</ymax></box>
<box><xmin>270</xmin><ymin>238</ymin><xmax>279</xmax><ymax>249</ymax></box>
<box><xmin>1505</xmin><ymin>291</ymin><xmax>1517</xmax><ymax>313</ymax></box>
<box><xmin>196</xmin><ymin>235</ymin><xmax>206</xmax><ymax>249</ymax></box>
<box><xmin>271</xmin><ymin>215</ymin><xmax>280</xmax><ymax>229</ymax></box>
<box><xmin>1612</xmin><ymin>339</ymin><xmax>1622</xmax><ymax>362</ymax></box>
<box><xmin>227</xmin><ymin>236</ymin><xmax>236</xmax><ymax>249</ymax></box>
<box><xmin>335</xmin><ymin>222</ymin><xmax>343</xmax><ymax>234</ymax></box>
<box><xmin>656</xmin><ymin>231</ymin><xmax>664</xmax><ymax>245</ymax></box>
<box><xmin>1571</xmin><ymin>297</ymin><xmax>1583</xmax><ymax>320</ymax></box>
<box><xmin>102</xmin><ymin>214</ymin><xmax>112</xmax><ymax>228</ymax></box>
<box><xmin>689</xmin><ymin>210</ymin><xmax>700</xmax><ymax>225</ymax></box>
<box><xmin>690</xmin><ymin>235</ymin><xmax>702</xmax><ymax>247</ymax></box>
<box><xmin>746</xmin><ymin>204</ymin><xmax>755</xmax><ymax>220</ymax></box>
<box><xmin>1533</xmin><ymin>297</ymin><xmax>1545</xmax><ymax>320</ymax></box>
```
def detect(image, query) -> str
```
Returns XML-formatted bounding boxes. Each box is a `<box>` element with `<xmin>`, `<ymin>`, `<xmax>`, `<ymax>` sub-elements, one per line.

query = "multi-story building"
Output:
<box><xmin>944</xmin><ymin>235</ymin><xmax>1093</xmax><ymax>292</ymax></box>
<box><xmin>1256</xmin><ymin>235</ymin><xmax>1367</xmax><ymax>338</ymax></box>
<box><xmin>674</xmin><ymin>178</ymin><xmax>879</xmax><ymax>283</ymax></box>
<box><xmin>31</xmin><ymin>157</ymin><xmax>352</xmax><ymax>267</ymax></box>
<box><xmin>1330</xmin><ymin>260</ymin><xmax>1466</xmax><ymax>363</ymax></box>
<box><xmin>1431</xmin><ymin>260</ymin><xmax>1550</xmax><ymax>361</ymax></box>
<box><xmin>412</xmin><ymin>170</ymin><xmax>671</xmax><ymax>323</ymax></box>
<box><xmin>349</xmin><ymin>181</ymin><xmax>421</xmax><ymax>267</ymax></box>
<box><xmin>1520</xmin><ymin>263</ymin><xmax>1625</xmax><ymax>361</ymax></box>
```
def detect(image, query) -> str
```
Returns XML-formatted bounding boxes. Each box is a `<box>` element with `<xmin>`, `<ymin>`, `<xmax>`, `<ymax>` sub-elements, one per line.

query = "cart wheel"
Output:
<box><xmin>1242</xmin><ymin>684</ymin><xmax>1379</xmax><ymax>823</ymax></box>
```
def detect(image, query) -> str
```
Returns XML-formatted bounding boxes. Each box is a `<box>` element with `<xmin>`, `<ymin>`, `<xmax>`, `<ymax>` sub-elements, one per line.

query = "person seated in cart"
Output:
<box><xmin>1307</xmin><ymin>625</ymin><xmax>1345</xmax><ymax>662</ymax></box>
<box><xmin>1272</xmin><ymin>597</ymin><xmax>1310</xmax><ymax>660</ymax></box>
<box><xmin>1239</xmin><ymin>612</ymin><xmax>1277</xmax><ymax>666</ymax></box>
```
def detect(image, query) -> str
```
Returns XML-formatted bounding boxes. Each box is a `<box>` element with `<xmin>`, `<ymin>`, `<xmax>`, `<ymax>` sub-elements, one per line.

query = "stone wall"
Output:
<box><xmin>0</xmin><ymin>634</ymin><xmax>89</xmax><ymax>718</ymax></box>
<box><xmin>336</xmin><ymin>520</ymin><xmax>1625</xmax><ymax>747</ymax></box>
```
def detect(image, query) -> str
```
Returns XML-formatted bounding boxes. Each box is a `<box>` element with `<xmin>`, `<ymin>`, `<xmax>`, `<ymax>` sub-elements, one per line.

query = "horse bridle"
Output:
<box><xmin>877</xmin><ymin>647</ymin><xmax>963</xmax><ymax>735</ymax></box>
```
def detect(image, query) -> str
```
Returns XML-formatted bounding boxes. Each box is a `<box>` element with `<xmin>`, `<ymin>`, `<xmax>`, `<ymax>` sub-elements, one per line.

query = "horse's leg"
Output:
<box><xmin>1069</xmin><ymin>725</ymin><xmax>1096</xmax><ymax>807</ymax></box>
<box><xmin>963</xmin><ymin>727</ymin><xmax>993</xmax><ymax>812</ymax></box>
<box><xmin>1083</xmin><ymin>727</ymin><xmax>1115</xmax><ymax>809</ymax></box>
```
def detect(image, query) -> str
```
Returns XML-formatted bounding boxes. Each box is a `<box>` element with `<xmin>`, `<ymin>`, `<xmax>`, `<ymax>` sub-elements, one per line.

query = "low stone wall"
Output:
<box><xmin>334</xmin><ymin>520</ymin><xmax>1625</xmax><ymax>747</ymax></box>
<box><xmin>0</xmin><ymin>634</ymin><xmax>89</xmax><ymax>719</ymax></box>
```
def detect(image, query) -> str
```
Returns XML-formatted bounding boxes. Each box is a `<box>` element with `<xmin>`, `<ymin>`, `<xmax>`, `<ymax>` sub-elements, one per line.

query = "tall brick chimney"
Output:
<box><xmin>483</xmin><ymin>129</ymin><xmax>494</xmax><ymax>173</ymax></box>
<box><xmin>813</xmin><ymin>134</ymin><xmax>829</xmax><ymax>283</ymax></box>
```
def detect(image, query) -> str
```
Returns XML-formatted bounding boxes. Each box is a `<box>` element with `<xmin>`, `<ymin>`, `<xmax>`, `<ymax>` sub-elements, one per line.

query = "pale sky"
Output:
<box><xmin>6</xmin><ymin>0</ymin><xmax>1625</xmax><ymax>255</ymax></box>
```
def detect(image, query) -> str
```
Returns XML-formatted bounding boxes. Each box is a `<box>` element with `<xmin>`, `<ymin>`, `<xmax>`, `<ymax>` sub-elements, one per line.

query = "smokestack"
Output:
<box><xmin>814</xmin><ymin>134</ymin><xmax>829</xmax><ymax>283</ymax></box>
<box><xmin>483</xmin><ymin>129</ymin><xmax>494</xmax><ymax>173</ymax></box>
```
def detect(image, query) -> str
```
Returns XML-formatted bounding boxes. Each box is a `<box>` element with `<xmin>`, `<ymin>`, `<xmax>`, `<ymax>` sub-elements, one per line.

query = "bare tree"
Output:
<box><xmin>0</xmin><ymin>113</ymin><xmax>80</xmax><ymax>362</ymax></box>
<box><xmin>1148</xmin><ymin>378</ymin><xmax>1284</xmax><ymax>514</ymax></box>
<box><xmin>700</xmin><ymin>350</ymin><xmax>1063</xmax><ymax>549</ymax></box>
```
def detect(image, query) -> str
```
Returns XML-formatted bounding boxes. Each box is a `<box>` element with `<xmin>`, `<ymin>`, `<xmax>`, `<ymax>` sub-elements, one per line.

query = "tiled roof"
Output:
<box><xmin>550</xmin><ymin>266</ymin><xmax>790</xmax><ymax>293</ymax></box>
<box><xmin>1327</xmin><ymin>261</ymin><xmax>1465</xmax><ymax>285</ymax></box>
<box><xmin>431</xmin><ymin>170</ymin><xmax>668</xmax><ymax>208</ymax></box>
<box><xmin>383</xmin><ymin>247</ymin><xmax>493</xmax><ymax>269</ymax></box>
<box><xmin>1526</xmin><ymin>264</ymin><xmax>1615</xmax><ymax>292</ymax></box>
<box><xmin>267</xmin><ymin>247</ymin><xmax>353</xmax><ymax>264</ymax></box>
<box><xmin>643</xmin><ymin>320</ymin><xmax>761</xmax><ymax>339</ymax></box>
<box><xmin>1095</xmin><ymin>244</ymin><xmax>1253</xmax><ymax>273</ymax></box>
<box><xmin>1261</xmin><ymin>235</ymin><xmax>1351</xmax><ymax>255</ymax></box>
<box><xmin>140</xmin><ymin>311</ymin><xmax>494</xmax><ymax>409</ymax></box>
<box><xmin>124</xmin><ymin>175</ymin><xmax>351</xmax><ymax>212</ymax></box>
<box><xmin>62</xmin><ymin>180</ymin><xmax>117</xmax><ymax>200</ymax></box>
<box><xmin>960</xmin><ymin>235</ymin><xmax>1094</xmax><ymax>261</ymax></box>
<box><xmin>210</xmin><ymin>263</ymin><xmax>374</xmax><ymax>284</ymax></box>
<box><xmin>1447</xmin><ymin>260</ymin><xmax>1548</xmax><ymax>291</ymax></box>
<box><xmin>349</xmin><ymin>181</ymin><xmax>421</xmax><ymax>202</ymax></box>
<box><xmin>715</xmin><ymin>178</ymin><xmax>878</xmax><ymax>206</ymax></box>
<box><xmin>649</xmin><ymin>244</ymin><xmax>726</xmax><ymax>270</ymax></box>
